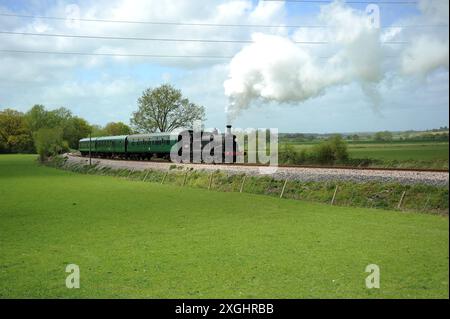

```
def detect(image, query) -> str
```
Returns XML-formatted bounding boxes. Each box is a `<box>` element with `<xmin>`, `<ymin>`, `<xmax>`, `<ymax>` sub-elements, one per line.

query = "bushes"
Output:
<box><xmin>33</xmin><ymin>128</ymin><xmax>69</xmax><ymax>161</ymax></box>
<box><xmin>311</xmin><ymin>135</ymin><xmax>349</xmax><ymax>164</ymax></box>
<box><xmin>280</xmin><ymin>135</ymin><xmax>349</xmax><ymax>165</ymax></box>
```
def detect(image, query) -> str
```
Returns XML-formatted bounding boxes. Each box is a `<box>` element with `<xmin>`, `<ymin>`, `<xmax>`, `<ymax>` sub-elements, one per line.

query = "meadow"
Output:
<box><xmin>282</xmin><ymin>141</ymin><xmax>449</xmax><ymax>169</ymax></box>
<box><xmin>0</xmin><ymin>155</ymin><xmax>448</xmax><ymax>298</ymax></box>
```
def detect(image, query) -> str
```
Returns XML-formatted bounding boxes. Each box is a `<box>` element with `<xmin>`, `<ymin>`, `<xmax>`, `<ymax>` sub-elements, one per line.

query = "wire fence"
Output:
<box><xmin>46</xmin><ymin>157</ymin><xmax>449</xmax><ymax>215</ymax></box>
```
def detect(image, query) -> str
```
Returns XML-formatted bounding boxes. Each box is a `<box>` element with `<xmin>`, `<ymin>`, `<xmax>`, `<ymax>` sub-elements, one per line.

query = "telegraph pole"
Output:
<box><xmin>89</xmin><ymin>132</ymin><xmax>92</xmax><ymax>166</ymax></box>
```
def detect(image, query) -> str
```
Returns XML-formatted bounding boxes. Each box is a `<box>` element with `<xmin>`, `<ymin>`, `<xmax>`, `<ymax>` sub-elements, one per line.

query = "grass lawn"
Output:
<box><xmin>0</xmin><ymin>154</ymin><xmax>448</xmax><ymax>298</ymax></box>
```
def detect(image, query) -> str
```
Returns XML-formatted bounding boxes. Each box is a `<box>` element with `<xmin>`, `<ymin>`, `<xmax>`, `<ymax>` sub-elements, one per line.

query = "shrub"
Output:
<box><xmin>33</xmin><ymin>128</ymin><xmax>68</xmax><ymax>161</ymax></box>
<box><xmin>311</xmin><ymin>135</ymin><xmax>349</xmax><ymax>164</ymax></box>
<box><xmin>280</xmin><ymin>144</ymin><xmax>301</xmax><ymax>164</ymax></box>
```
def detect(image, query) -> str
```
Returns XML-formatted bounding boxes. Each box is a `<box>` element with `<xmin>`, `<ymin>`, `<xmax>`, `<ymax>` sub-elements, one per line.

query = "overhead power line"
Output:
<box><xmin>0</xmin><ymin>12</ymin><xmax>317</xmax><ymax>28</ymax></box>
<box><xmin>0</xmin><ymin>30</ymin><xmax>317</xmax><ymax>44</ymax></box>
<box><xmin>0</xmin><ymin>49</ymin><xmax>233</xmax><ymax>59</ymax></box>
<box><xmin>0</xmin><ymin>30</ymin><xmax>409</xmax><ymax>44</ymax></box>
<box><xmin>0</xmin><ymin>12</ymin><xmax>446</xmax><ymax>29</ymax></box>
<box><xmin>0</xmin><ymin>49</ymin><xmax>402</xmax><ymax>60</ymax></box>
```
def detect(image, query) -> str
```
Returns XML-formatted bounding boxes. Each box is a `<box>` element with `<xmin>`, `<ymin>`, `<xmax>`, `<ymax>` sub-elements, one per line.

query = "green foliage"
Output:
<box><xmin>311</xmin><ymin>135</ymin><xmax>349</xmax><ymax>164</ymax></box>
<box><xmin>374</xmin><ymin>131</ymin><xmax>394</xmax><ymax>142</ymax></box>
<box><xmin>279</xmin><ymin>144</ymin><xmax>301</xmax><ymax>164</ymax></box>
<box><xmin>7</xmin><ymin>133</ymin><xmax>34</xmax><ymax>153</ymax></box>
<box><xmin>90</xmin><ymin>124</ymin><xmax>105</xmax><ymax>137</ymax></box>
<box><xmin>0</xmin><ymin>108</ymin><xmax>33</xmax><ymax>153</ymax></box>
<box><xmin>27</xmin><ymin>105</ymin><xmax>91</xmax><ymax>149</ymax></box>
<box><xmin>102</xmin><ymin>121</ymin><xmax>132</xmax><ymax>136</ymax></box>
<box><xmin>131</xmin><ymin>84</ymin><xmax>206</xmax><ymax>132</ymax></box>
<box><xmin>1</xmin><ymin>105</ymin><xmax>97</xmax><ymax>153</ymax></box>
<box><xmin>280</xmin><ymin>135</ymin><xmax>349</xmax><ymax>165</ymax></box>
<box><xmin>62</xmin><ymin>116</ymin><xmax>92</xmax><ymax>149</ymax></box>
<box><xmin>33</xmin><ymin>128</ymin><xmax>68</xmax><ymax>161</ymax></box>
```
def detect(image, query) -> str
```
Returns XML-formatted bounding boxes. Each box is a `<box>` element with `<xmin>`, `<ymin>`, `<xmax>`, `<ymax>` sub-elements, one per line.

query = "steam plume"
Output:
<box><xmin>224</xmin><ymin>0</ymin><xmax>449</xmax><ymax>120</ymax></box>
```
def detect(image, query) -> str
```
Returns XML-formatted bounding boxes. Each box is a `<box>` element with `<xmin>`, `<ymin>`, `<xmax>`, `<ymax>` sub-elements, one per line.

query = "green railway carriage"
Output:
<box><xmin>95</xmin><ymin>135</ymin><xmax>127</xmax><ymax>155</ymax></box>
<box><xmin>79</xmin><ymin>135</ymin><xmax>127</xmax><ymax>157</ymax></box>
<box><xmin>126</xmin><ymin>133</ymin><xmax>178</xmax><ymax>159</ymax></box>
<box><xmin>79</xmin><ymin>137</ymin><xmax>97</xmax><ymax>155</ymax></box>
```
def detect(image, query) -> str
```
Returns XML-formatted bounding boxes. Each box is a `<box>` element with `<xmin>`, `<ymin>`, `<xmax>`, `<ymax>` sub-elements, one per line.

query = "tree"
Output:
<box><xmin>63</xmin><ymin>117</ymin><xmax>92</xmax><ymax>149</ymax></box>
<box><xmin>26</xmin><ymin>104</ymin><xmax>49</xmax><ymax>132</ymax></box>
<box><xmin>0</xmin><ymin>108</ymin><xmax>34</xmax><ymax>153</ymax></box>
<box><xmin>103</xmin><ymin>122</ymin><xmax>132</xmax><ymax>136</ymax></box>
<box><xmin>374</xmin><ymin>131</ymin><xmax>393</xmax><ymax>142</ymax></box>
<box><xmin>25</xmin><ymin>105</ymin><xmax>93</xmax><ymax>149</ymax></box>
<box><xmin>131</xmin><ymin>84</ymin><xmax>205</xmax><ymax>132</ymax></box>
<box><xmin>312</xmin><ymin>135</ymin><xmax>349</xmax><ymax>164</ymax></box>
<box><xmin>33</xmin><ymin>128</ymin><xmax>68</xmax><ymax>161</ymax></box>
<box><xmin>90</xmin><ymin>125</ymin><xmax>104</xmax><ymax>137</ymax></box>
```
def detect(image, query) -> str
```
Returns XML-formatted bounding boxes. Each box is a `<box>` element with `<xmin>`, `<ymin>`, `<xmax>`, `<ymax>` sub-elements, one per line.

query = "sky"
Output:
<box><xmin>0</xmin><ymin>0</ymin><xmax>448</xmax><ymax>133</ymax></box>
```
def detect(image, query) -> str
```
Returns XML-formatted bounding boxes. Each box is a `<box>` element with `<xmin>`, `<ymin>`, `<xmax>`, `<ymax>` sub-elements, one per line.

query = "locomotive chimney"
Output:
<box><xmin>226</xmin><ymin>125</ymin><xmax>232</xmax><ymax>135</ymax></box>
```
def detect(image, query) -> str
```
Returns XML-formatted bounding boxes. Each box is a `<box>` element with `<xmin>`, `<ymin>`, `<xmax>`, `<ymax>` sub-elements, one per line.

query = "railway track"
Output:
<box><xmin>68</xmin><ymin>153</ymin><xmax>448</xmax><ymax>173</ymax></box>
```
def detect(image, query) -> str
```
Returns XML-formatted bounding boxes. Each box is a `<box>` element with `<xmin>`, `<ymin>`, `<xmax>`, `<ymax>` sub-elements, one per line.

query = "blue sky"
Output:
<box><xmin>0</xmin><ymin>0</ymin><xmax>448</xmax><ymax>133</ymax></box>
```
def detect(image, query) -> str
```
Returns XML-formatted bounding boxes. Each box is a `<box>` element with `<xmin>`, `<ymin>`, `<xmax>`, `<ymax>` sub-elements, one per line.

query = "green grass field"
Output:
<box><xmin>0</xmin><ymin>155</ymin><xmax>448</xmax><ymax>298</ymax></box>
<box><xmin>347</xmin><ymin>143</ymin><xmax>449</xmax><ymax>161</ymax></box>
<box><xmin>283</xmin><ymin>141</ymin><xmax>449</xmax><ymax>168</ymax></box>
<box><xmin>285</xmin><ymin>142</ymin><xmax>449</xmax><ymax>161</ymax></box>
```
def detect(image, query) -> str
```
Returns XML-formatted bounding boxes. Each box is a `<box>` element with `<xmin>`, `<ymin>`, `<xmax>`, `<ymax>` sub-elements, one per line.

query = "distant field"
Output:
<box><xmin>0</xmin><ymin>155</ymin><xmax>448</xmax><ymax>298</ymax></box>
<box><xmin>282</xmin><ymin>142</ymin><xmax>449</xmax><ymax>168</ymax></box>
<box><xmin>347</xmin><ymin>143</ymin><xmax>449</xmax><ymax>161</ymax></box>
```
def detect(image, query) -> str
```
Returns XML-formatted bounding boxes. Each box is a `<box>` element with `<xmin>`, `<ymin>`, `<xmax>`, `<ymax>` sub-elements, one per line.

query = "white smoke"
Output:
<box><xmin>402</xmin><ymin>36</ymin><xmax>449</xmax><ymax>75</ymax></box>
<box><xmin>401</xmin><ymin>0</ymin><xmax>449</xmax><ymax>75</ymax></box>
<box><xmin>224</xmin><ymin>0</ymin><xmax>449</xmax><ymax>120</ymax></box>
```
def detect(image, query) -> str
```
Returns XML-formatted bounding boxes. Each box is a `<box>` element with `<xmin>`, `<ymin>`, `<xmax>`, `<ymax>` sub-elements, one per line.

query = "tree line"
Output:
<box><xmin>0</xmin><ymin>104</ymin><xmax>132</xmax><ymax>156</ymax></box>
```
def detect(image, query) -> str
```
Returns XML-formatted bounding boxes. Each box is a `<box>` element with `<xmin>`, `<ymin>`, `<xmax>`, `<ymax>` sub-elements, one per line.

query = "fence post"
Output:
<box><xmin>161</xmin><ymin>170</ymin><xmax>169</xmax><ymax>184</ymax></box>
<box><xmin>142</xmin><ymin>170</ymin><xmax>150</xmax><ymax>182</ymax></box>
<box><xmin>182</xmin><ymin>171</ymin><xmax>188</xmax><ymax>186</ymax></box>
<box><xmin>397</xmin><ymin>191</ymin><xmax>406</xmax><ymax>209</ymax></box>
<box><xmin>240</xmin><ymin>175</ymin><xmax>247</xmax><ymax>193</ymax></box>
<box><xmin>422</xmin><ymin>194</ymin><xmax>431</xmax><ymax>212</ymax></box>
<box><xmin>280</xmin><ymin>179</ymin><xmax>288</xmax><ymax>198</ymax></box>
<box><xmin>208</xmin><ymin>172</ymin><xmax>214</xmax><ymax>190</ymax></box>
<box><xmin>331</xmin><ymin>185</ymin><xmax>339</xmax><ymax>205</ymax></box>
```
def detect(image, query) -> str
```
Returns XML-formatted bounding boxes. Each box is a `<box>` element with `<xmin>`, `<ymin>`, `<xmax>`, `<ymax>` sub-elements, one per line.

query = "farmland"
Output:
<box><xmin>0</xmin><ymin>155</ymin><xmax>448</xmax><ymax>298</ymax></box>
<box><xmin>349</xmin><ymin>142</ymin><xmax>448</xmax><ymax>161</ymax></box>
<box><xmin>280</xmin><ymin>141</ymin><xmax>449</xmax><ymax>169</ymax></box>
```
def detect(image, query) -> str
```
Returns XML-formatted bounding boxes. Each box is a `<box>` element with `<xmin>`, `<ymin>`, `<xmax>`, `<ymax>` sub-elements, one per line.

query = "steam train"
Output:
<box><xmin>79</xmin><ymin>125</ymin><xmax>240</xmax><ymax>163</ymax></box>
